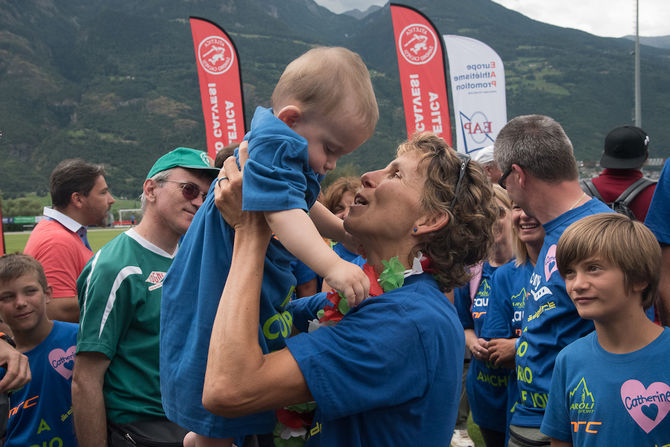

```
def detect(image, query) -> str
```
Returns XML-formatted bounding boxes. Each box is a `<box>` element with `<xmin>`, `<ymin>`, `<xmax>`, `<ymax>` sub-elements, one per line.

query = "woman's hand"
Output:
<box><xmin>215</xmin><ymin>141</ymin><xmax>270</xmax><ymax>240</ymax></box>
<box><xmin>465</xmin><ymin>329</ymin><xmax>490</xmax><ymax>362</ymax></box>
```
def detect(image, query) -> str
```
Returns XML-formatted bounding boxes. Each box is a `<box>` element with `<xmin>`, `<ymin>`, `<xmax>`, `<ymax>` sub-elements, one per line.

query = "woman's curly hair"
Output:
<box><xmin>397</xmin><ymin>132</ymin><xmax>498</xmax><ymax>291</ymax></box>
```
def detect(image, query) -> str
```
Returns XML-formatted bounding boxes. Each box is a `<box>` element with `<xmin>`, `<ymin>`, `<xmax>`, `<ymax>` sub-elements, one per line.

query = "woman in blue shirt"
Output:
<box><xmin>455</xmin><ymin>185</ymin><xmax>515</xmax><ymax>446</ymax></box>
<box><xmin>201</xmin><ymin>133</ymin><xmax>499</xmax><ymax>446</ymax></box>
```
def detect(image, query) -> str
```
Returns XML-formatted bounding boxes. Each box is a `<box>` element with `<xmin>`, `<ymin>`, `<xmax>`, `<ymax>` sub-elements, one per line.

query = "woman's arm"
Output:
<box><xmin>202</xmin><ymin>147</ymin><xmax>313</xmax><ymax>418</ymax></box>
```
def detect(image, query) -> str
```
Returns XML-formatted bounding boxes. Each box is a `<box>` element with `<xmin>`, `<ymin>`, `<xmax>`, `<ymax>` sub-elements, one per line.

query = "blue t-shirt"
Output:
<box><xmin>455</xmin><ymin>262</ymin><xmax>512</xmax><ymax>432</ymax></box>
<box><xmin>285</xmin><ymin>273</ymin><xmax>464</xmax><ymax>446</ymax></box>
<box><xmin>480</xmin><ymin>260</ymin><xmax>533</xmax><ymax>433</ymax></box>
<box><xmin>288</xmin><ymin>292</ymin><xmax>331</xmax><ymax>333</ymax></box>
<box><xmin>331</xmin><ymin>243</ymin><xmax>360</xmax><ymax>264</ymax></box>
<box><xmin>243</xmin><ymin>106</ymin><xmax>323</xmax><ymax>213</ymax></box>
<box><xmin>159</xmin><ymin>181</ymin><xmax>297</xmax><ymax>438</ymax></box>
<box><xmin>6</xmin><ymin>321</ymin><xmax>78</xmax><ymax>447</ymax></box>
<box><xmin>481</xmin><ymin>260</ymin><xmax>531</xmax><ymax>340</ymax></box>
<box><xmin>541</xmin><ymin>328</ymin><xmax>670</xmax><ymax>446</ymax></box>
<box><xmin>645</xmin><ymin>159</ymin><xmax>670</xmax><ymax>245</ymax></box>
<box><xmin>512</xmin><ymin>198</ymin><xmax>612</xmax><ymax>428</ymax></box>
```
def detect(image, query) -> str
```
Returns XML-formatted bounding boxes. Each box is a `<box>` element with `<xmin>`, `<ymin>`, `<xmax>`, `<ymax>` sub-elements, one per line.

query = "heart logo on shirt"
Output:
<box><xmin>544</xmin><ymin>245</ymin><xmax>558</xmax><ymax>281</ymax></box>
<box><xmin>48</xmin><ymin>346</ymin><xmax>76</xmax><ymax>380</ymax></box>
<box><xmin>620</xmin><ymin>379</ymin><xmax>670</xmax><ymax>433</ymax></box>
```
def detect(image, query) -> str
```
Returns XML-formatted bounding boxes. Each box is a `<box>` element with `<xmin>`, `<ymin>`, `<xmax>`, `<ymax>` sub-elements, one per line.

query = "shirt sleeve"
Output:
<box><xmin>540</xmin><ymin>352</ymin><xmax>572</xmax><ymax>442</ymax></box>
<box><xmin>286</xmin><ymin>300</ymin><xmax>429</xmax><ymax>420</ymax></box>
<box><xmin>243</xmin><ymin>137</ymin><xmax>311</xmax><ymax>212</ymax></box>
<box><xmin>481</xmin><ymin>269</ymin><xmax>514</xmax><ymax>339</ymax></box>
<box><xmin>454</xmin><ymin>285</ymin><xmax>474</xmax><ymax>330</ymax></box>
<box><xmin>287</xmin><ymin>292</ymin><xmax>330</xmax><ymax>333</ymax></box>
<box><xmin>645</xmin><ymin>159</ymin><xmax>670</xmax><ymax>244</ymax></box>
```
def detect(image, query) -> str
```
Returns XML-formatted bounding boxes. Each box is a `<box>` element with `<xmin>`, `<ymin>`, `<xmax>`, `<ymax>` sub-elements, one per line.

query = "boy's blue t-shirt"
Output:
<box><xmin>512</xmin><ymin>199</ymin><xmax>612</xmax><ymax>428</ymax></box>
<box><xmin>455</xmin><ymin>262</ymin><xmax>512</xmax><ymax>432</ymax></box>
<box><xmin>541</xmin><ymin>328</ymin><xmax>670</xmax><ymax>446</ymax></box>
<box><xmin>243</xmin><ymin>106</ymin><xmax>323</xmax><ymax>213</ymax></box>
<box><xmin>645</xmin><ymin>158</ymin><xmax>670</xmax><ymax>245</ymax></box>
<box><xmin>5</xmin><ymin>320</ymin><xmax>78</xmax><ymax>447</ymax></box>
<box><xmin>159</xmin><ymin>181</ymin><xmax>297</xmax><ymax>438</ymax></box>
<box><xmin>286</xmin><ymin>273</ymin><xmax>464</xmax><ymax>446</ymax></box>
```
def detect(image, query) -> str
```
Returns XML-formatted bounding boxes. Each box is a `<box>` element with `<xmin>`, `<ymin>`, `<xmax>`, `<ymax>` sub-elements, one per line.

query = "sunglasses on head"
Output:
<box><xmin>162</xmin><ymin>180</ymin><xmax>207</xmax><ymax>201</ymax></box>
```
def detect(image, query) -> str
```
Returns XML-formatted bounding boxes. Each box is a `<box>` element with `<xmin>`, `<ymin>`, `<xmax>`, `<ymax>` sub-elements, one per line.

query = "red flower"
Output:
<box><xmin>276</xmin><ymin>408</ymin><xmax>313</xmax><ymax>429</ymax></box>
<box><xmin>362</xmin><ymin>263</ymin><xmax>384</xmax><ymax>297</ymax></box>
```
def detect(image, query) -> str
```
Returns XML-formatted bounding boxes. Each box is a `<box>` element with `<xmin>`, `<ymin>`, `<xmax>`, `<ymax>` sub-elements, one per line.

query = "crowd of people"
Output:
<box><xmin>0</xmin><ymin>45</ymin><xmax>669</xmax><ymax>447</ymax></box>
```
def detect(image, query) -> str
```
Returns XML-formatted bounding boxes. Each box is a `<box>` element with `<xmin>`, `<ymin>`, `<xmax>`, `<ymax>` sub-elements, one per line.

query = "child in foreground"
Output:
<box><xmin>540</xmin><ymin>213</ymin><xmax>670</xmax><ymax>446</ymax></box>
<box><xmin>161</xmin><ymin>46</ymin><xmax>378</xmax><ymax>447</ymax></box>
<box><xmin>0</xmin><ymin>254</ymin><xmax>78</xmax><ymax>447</ymax></box>
<box><xmin>241</xmin><ymin>46</ymin><xmax>377</xmax><ymax>304</ymax></box>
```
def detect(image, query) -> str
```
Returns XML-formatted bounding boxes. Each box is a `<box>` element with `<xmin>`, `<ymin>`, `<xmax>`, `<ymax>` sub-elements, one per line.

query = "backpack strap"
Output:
<box><xmin>579</xmin><ymin>178</ymin><xmax>604</xmax><ymax>202</ymax></box>
<box><xmin>615</xmin><ymin>177</ymin><xmax>657</xmax><ymax>207</ymax></box>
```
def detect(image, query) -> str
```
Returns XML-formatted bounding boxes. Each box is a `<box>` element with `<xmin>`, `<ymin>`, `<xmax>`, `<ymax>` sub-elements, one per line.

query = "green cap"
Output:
<box><xmin>146</xmin><ymin>147</ymin><xmax>219</xmax><ymax>179</ymax></box>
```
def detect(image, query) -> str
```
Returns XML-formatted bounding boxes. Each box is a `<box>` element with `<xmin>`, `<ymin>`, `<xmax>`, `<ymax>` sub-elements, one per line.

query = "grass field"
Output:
<box><xmin>3</xmin><ymin>227</ymin><xmax>125</xmax><ymax>254</ymax></box>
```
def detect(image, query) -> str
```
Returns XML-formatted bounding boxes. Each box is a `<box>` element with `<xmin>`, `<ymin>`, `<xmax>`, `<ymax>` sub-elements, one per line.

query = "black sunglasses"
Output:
<box><xmin>450</xmin><ymin>152</ymin><xmax>471</xmax><ymax>208</ymax></box>
<box><xmin>162</xmin><ymin>180</ymin><xmax>207</xmax><ymax>201</ymax></box>
<box><xmin>498</xmin><ymin>166</ymin><xmax>514</xmax><ymax>189</ymax></box>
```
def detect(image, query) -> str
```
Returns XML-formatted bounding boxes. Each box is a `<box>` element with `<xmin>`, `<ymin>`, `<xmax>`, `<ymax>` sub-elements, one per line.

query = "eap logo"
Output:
<box><xmin>198</xmin><ymin>36</ymin><xmax>234</xmax><ymax>75</ymax></box>
<box><xmin>398</xmin><ymin>24</ymin><xmax>438</xmax><ymax>65</ymax></box>
<box><xmin>459</xmin><ymin>111</ymin><xmax>494</xmax><ymax>153</ymax></box>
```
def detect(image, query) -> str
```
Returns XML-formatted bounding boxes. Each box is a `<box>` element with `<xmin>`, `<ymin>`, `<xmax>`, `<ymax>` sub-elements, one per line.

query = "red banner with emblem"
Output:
<box><xmin>190</xmin><ymin>17</ymin><xmax>246</xmax><ymax>159</ymax></box>
<box><xmin>390</xmin><ymin>4</ymin><xmax>452</xmax><ymax>145</ymax></box>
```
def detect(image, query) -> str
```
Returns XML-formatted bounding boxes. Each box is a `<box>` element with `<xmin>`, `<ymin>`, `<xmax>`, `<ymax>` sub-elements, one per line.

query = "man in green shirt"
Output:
<box><xmin>72</xmin><ymin>148</ymin><xmax>218</xmax><ymax>446</ymax></box>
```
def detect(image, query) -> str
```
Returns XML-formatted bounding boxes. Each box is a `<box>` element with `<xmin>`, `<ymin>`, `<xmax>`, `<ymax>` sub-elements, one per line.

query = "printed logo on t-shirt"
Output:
<box><xmin>511</xmin><ymin>288</ymin><xmax>526</xmax><ymax>330</ymax></box>
<box><xmin>472</xmin><ymin>279</ymin><xmax>490</xmax><ymax>309</ymax></box>
<box><xmin>620</xmin><ymin>379</ymin><xmax>670</xmax><ymax>433</ymax></box>
<box><xmin>146</xmin><ymin>271</ymin><xmax>166</xmax><ymax>291</ymax></box>
<box><xmin>48</xmin><ymin>346</ymin><xmax>76</xmax><ymax>380</ymax></box>
<box><xmin>544</xmin><ymin>244</ymin><xmax>558</xmax><ymax>281</ymax></box>
<box><xmin>570</xmin><ymin>377</ymin><xmax>595</xmax><ymax>414</ymax></box>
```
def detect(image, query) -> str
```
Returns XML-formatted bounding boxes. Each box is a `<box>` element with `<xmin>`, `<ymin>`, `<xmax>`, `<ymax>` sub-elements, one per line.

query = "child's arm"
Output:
<box><xmin>550</xmin><ymin>440</ymin><xmax>571</xmax><ymax>447</ymax></box>
<box><xmin>266</xmin><ymin>209</ymin><xmax>369</xmax><ymax>305</ymax></box>
<box><xmin>309</xmin><ymin>201</ymin><xmax>360</xmax><ymax>252</ymax></box>
<box><xmin>309</xmin><ymin>201</ymin><xmax>346</xmax><ymax>242</ymax></box>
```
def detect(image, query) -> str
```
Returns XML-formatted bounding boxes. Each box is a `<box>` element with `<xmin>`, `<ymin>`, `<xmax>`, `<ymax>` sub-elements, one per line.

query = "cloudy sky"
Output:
<box><xmin>313</xmin><ymin>0</ymin><xmax>670</xmax><ymax>37</ymax></box>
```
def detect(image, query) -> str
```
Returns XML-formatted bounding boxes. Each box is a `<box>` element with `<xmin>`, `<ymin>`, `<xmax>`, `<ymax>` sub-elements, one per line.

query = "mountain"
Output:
<box><xmin>1</xmin><ymin>0</ymin><xmax>669</xmax><ymax>199</ymax></box>
<box><xmin>624</xmin><ymin>35</ymin><xmax>670</xmax><ymax>50</ymax></box>
<box><xmin>343</xmin><ymin>5</ymin><xmax>383</xmax><ymax>20</ymax></box>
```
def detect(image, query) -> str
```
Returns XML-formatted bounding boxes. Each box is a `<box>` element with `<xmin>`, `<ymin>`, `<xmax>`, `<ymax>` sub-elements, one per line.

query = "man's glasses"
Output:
<box><xmin>450</xmin><ymin>152</ymin><xmax>471</xmax><ymax>208</ymax></box>
<box><xmin>162</xmin><ymin>180</ymin><xmax>207</xmax><ymax>201</ymax></box>
<box><xmin>498</xmin><ymin>166</ymin><xmax>514</xmax><ymax>189</ymax></box>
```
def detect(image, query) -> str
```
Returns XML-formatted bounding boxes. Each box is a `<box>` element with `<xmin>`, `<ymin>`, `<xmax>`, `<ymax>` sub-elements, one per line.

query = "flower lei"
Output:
<box><xmin>273</xmin><ymin>253</ymin><xmax>434</xmax><ymax>446</ymax></box>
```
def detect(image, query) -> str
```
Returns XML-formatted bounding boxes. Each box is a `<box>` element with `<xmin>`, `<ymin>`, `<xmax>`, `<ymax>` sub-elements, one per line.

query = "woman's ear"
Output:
<box><xmin>276</xmin><ymin>105</ymin><xmax>302</xmax><ymax>129</ymax></box>
<box><xmin>413</xmin><ymin>212</ymin><xmax>449</xmax><ymax>235</ymax></box>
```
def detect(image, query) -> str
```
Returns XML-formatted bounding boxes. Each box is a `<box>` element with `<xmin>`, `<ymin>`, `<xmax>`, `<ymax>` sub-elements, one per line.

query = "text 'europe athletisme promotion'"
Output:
<box><xmin>190</xmin><ymin>17</ymin><xmax>246</xmax><ymax>159</ymax></box>
<box><xmin>390</xmin><ymin>4</ymin><xmax>452</xmax><ymax>145</ymax></box>
<box><xmin>443</xmin><ymin>35</ymin><xmax>507</xmax><ymax>155</ymax></box>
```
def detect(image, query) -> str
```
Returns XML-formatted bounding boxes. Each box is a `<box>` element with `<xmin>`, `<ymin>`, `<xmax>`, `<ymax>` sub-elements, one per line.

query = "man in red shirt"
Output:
<box><xmin>582</xmin><ymin>126</ymin><xmax>656</xmax><ymax>221</ymax></box>
<box><xmin>24</xmin><ymin>159</ymin><xmax>115</xmax><ymax>323</ymax></box>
